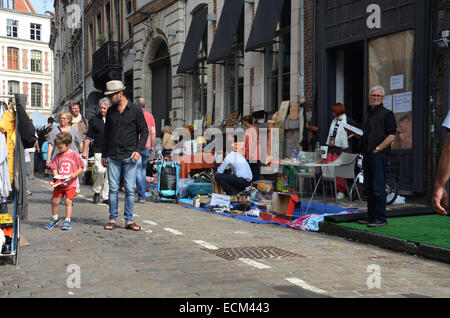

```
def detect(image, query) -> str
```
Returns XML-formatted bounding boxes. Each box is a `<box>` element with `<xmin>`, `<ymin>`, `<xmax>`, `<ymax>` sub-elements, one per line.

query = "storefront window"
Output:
<box><xmin>369</xmin><ymin>30</ymin><xmax>414</xmax><ymax>149</ymax></box>
<box><xmin>265</xmin><ymin>0</ymin><xmax>291</xmax><ymax>116</ymax></box>
<box><xmin>192</xmin><ymin>32</ymin><xmax>208</xmax><ymax>121</ymax></box>
<box><xmin>225</xmin><ymin>13</ymin><xmax>244</xmax><ymax>116</ymax></box>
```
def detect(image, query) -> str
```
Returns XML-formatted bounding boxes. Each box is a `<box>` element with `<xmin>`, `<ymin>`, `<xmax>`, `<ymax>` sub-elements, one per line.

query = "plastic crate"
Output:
<box><xmin>188</xmin><ymin>183</ymin><xmax>213</xmax><ymax>196</ymax></box>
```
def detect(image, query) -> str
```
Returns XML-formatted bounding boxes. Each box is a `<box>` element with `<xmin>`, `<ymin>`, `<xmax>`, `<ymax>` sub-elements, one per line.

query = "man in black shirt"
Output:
<box><xmin>101</xmin><ymin>80</ymin><xmax>149</xmax><ymax>231</ymax></box>
<box><xmin>358</xmin><ymin>86</ymin><xmax>397</xmax><ymax>227</ymax></box>
<box><xmin>83</xmin><ymin>98</ymin><xmax>110</xmax><ymax>204</ymax></box>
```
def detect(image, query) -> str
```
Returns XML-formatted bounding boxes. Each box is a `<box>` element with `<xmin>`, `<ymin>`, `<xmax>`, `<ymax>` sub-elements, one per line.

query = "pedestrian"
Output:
<box><xmin>215</xmin><ymin>142</ymin><xmax>253</xmax><ymax>195</ymax></box>
<box><xmin>357</xmin><ymin>86</ymin><xmax>397</xmax><ymax>227</ymax></box>
<box><xmin>162</xmin><ymin>125</ymin><xmax>174</xmax><ymax>157</ymax></box>
<box><xmin>83</xmin><ymin>98</ymin><xmax>110</xmax><ymax>205</ymax></box>
<box><xmin>45</xmin><ymin>132</ymin><xmax>85</xmax><ymax>230</ymax></box>
<box><xmin>432</xmin><ymin>111</ymin><xmax>450</xmax><ymax>216</ymax></box>
<box><xmin>69</xmin><ymin>103</ymin><xmax>89</xmax><ymax>188</ymax></box>
<box><xmin>243</xmin><ymin>114</ymin><xmax>260</xmax><ymax>182</ymax></box>
<box><xmin>37</xmin><ymin>117</ymin><xmax>54</xmax><ymax>173</ymax></box>
<box><xmin>135</xmin><ymin>96</ymin><xmax>156</xmax><ymax>204</ymax></box>
<box><xmin>101</xmin><ymin>80</ymin><xmax>149</xmax><ymax>231</ymax></box>
<box><xmin>325</xmin><ymin>103</ymin><xmax>360</xmax><ymax>200</ymax></box>
<box><xmin>41</xmin><ymin>134</ymin><xmax>50</xmax><ymax>176</ymax></box>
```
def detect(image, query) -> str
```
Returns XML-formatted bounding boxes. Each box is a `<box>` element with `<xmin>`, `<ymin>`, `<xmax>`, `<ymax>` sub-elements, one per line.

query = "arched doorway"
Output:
<box><xmin>150</xmin><ymin>42</ymin><xmax>172</xmax><ymax>138</ymax></box>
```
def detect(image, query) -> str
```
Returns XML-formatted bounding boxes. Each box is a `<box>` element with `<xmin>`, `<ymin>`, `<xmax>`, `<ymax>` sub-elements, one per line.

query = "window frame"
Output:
<box><xmin>7</xmin><ymin>47</ymin><xmax>19</xmax><ymax>70</ymax></box>
<box><xmin>31</xmin><ymin>82</ymin><xmax>42</xmax><ymax>108</ymax></box>
<box><xmin>31</xmin><ymin>50</ymin><xmax>42</xmax><ymax>72</ymax></box>
<box><xmin>7</xmin><ymin>19</ymin><xmax>18</xmax><ymax>38</ymax></box>
<box><xmin>30</xmin><ymin>23</ymin><xmax>41</xmax><ymax>41</ymax></box>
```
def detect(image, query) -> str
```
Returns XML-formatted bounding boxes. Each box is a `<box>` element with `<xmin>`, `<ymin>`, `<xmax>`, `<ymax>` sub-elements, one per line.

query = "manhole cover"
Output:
<box><xmin>203</xmin><ymin>246</ymin><xmax>303</xmax><ymax>260</ymax></box>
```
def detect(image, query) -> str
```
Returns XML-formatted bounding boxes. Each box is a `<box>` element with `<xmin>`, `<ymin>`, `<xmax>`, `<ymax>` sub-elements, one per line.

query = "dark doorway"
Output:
<box><xmin>124</xmin><ymin>70</ymin><xmax>134</xmax><ymax>102</ymax></box>
<box><xmin>327</xmin><ymin>42</ymin><xmax>364</xmax><ymax>153</ymax></box>
<box><xmin>150</xmin><ymin>42</ymin><xmax>172</xmax><ymax>138</ymax></box>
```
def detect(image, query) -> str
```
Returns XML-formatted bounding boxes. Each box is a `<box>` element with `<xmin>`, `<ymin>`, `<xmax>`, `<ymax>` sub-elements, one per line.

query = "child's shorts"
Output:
<box><xmin>53</xmin><ymin>186</ymin><xmax>77</xmax><ymax>200</ymax></box>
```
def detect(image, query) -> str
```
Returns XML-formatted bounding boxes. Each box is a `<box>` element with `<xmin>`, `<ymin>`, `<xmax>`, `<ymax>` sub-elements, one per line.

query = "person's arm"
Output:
<box><xmin>46</xmin><ymin>144</ymin><xmax>53</xmax><ymax>166</ymax></box>
<box><xmin>373</xmin><ymin>111</ymin><xmax>397</xmax><ymax>153</ymax></box>
<box><xmin>131</xmin><ymin>108</ymin><xmax>149</xmax><ymax>161</ymax></box>
<box><xmin>433</xmin><ymin>137</ymin><xmax>450</xmax><ymax>215</ymax></box>
<box><xmin>150</xmin><ymin>126</ymin><xmax>156</xmax><ymax>149</ymax></box>
<box><xmin>216</xmin><ymin>153</ymin><xmax>230</xmax><ymax>175</ymax></box>
<box><xmin>70</xmin><ymin>167</ymin><xmax>84</xmax><ymax>181</ymax></box>
<box><xmin>82</xmin><ymin>139</ymin><xmax>91</xmax><ymax>159</ymax></box>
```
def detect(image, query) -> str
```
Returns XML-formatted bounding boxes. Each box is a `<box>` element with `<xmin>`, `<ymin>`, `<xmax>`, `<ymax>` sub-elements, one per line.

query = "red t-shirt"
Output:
<box><xmin>143</xmin><ymin>110</ymin><xmax>155</xmax><ymax>149</ymax></box>
<box><xmin>49</xmin><ymin>151</ymin><xmax>85</xmax><ymax>188</ymax></box>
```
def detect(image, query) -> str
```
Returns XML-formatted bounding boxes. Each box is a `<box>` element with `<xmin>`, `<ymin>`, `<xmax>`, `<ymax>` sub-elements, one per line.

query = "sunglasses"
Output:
<box><xmin>370</xmin><ymin>94</ymin><xmax>384</xmax><ymax>98</ymax></box>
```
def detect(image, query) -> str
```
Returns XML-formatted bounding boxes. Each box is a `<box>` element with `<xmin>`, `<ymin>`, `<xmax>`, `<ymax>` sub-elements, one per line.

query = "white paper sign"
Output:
<box><xmin>443</xmin><ymin>111</ymin><xmax>450</xmax><ymax>129</ymax></box>
<box><xmin>390</xmin><ymin>75</ymin><xmax>404</xmax><ymax>91</ymax></box>
<box><xmin>342</xmin><ymin>122</ymin><xmax>364</xmax><ymax>136</ymax></box>
<box><xmin>383</xmin><ymin>95</ymin><xmax>393</xmax><ymax>111</ymax></box>
<box><xmin>393</xmin><ymin>92</ymin><xmax>412</xmax><ymax>113</ymax></box>
<box><xmin>210</xmin><ymin>193</ymin><xmax>230</xmax><ymax>208</ymax></box>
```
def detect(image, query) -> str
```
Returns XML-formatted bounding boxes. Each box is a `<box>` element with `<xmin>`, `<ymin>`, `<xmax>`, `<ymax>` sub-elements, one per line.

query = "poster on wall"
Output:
<box><xmin>390</xmin><ymin>75</ymin><xmax>404</xmax><ymax>91</ymax></box>
<box><xmin>384</xmin><ymin>95</ymin><xmax>393</xmax><ymax>111</ymax></box>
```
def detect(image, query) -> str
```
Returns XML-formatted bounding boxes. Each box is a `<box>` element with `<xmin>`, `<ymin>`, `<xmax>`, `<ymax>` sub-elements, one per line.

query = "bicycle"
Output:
<box><xmin>349</xmin><ymin>154</ymin><xmax>399</xmax><ymax>205</ymax></box>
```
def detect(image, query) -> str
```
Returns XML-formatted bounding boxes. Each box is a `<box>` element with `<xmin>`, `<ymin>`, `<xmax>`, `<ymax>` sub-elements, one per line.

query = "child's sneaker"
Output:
<box><xmin>45</xmin><ymin>217</ymin><xmax>59</xmax><ymax>230</ymax></box>
<box><xmin>61</xmin><ymin>220</ymin><xmax>71</xmax><ymax>230</ymax></box>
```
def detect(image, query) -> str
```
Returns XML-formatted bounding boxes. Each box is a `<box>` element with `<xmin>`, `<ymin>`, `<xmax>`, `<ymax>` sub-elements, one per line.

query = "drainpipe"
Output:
<box><xmin>81</xmin><ymin>0</ymin><xmax>86</xmax><ymax>118</ymax></box>
<box><xmin>299</xmin><ymin>0</ymin><xmax>305</xmax><ymax>148</ymax></box>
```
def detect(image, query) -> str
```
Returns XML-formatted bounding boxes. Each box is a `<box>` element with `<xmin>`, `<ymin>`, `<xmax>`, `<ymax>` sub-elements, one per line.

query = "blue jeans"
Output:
<box><xmin>363</xmin><ymin>153</ymin><xmax>389</xmax><ymax>223</ymax></box>
<box><xmin>136</xmin><ymin>148</ymin><xmax>151</xmax><ymax>201</ymax></box>
<box><xmin>107</xmin><ymin>157</ymin><xmax>138</xmax><ymax>224</ymax></box>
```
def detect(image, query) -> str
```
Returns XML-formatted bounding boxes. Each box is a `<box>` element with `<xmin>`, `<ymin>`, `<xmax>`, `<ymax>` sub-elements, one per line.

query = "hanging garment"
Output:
<box><xmin>0</xmin><ymin>132</ymin><xmax>11</xmax><ymax>198</ymax></box>
<box><xmin>0</xmin><ymin>110</ymin><xmax>16</xmax><ymax>184</ymax></box>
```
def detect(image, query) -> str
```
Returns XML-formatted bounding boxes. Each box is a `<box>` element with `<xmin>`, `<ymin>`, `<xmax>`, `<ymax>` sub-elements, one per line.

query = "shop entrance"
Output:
<box><xmin>328</xmin><ymin>42</ymin><xmax>364</xmax><ymax>152</ymax></box>
<box><xmin>150</xmin><ymin>42</ymin><xmax>172</xmax><ymax>138</ymax></box>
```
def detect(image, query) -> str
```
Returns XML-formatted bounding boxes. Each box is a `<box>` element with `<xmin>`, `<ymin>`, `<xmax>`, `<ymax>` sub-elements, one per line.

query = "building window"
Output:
<box><xmin>8</xmin><ymin>81</ymin><xmax>19</xmax><ymax>96</ymax></box>
<box><xmin>192</xmin><ymin>31</ymin><xmax>208</xmax><ymax>121</ymax></box>
<box><xmin>7</xmin><ymin>19</ymin><xmax>18</xmax><ymax>38</ymax></box>
<box><xmin>264</xmin><ymin>1</ymin><xmax>291</xmax><ymax>116</ymax></box>
<box><xmin>96</xmin><ymin>12</ymin><xmax>102</xmax><ymax>49</ymax></box>
<box><xmin>30</xmin><ymin>23</ymin><xmax>41</xmax><ymax>41</ymax></box>
<box><xmin>224</xmin><ymin>13</ymin><xmax>244</xmax><ymax>116</ymax></box>
<box><xmin>126</xmin><ymin>0</ymin><xmax>133</xmax><ymax>39</ymax></box>
<box><xmin>1</xmin><ymin>0</ymin><xmax>14</xmax><ymax>9</ymax></box>
<box><xmin>31</xmin><ymin>50</ymin><xmax>42</xmax><ymax>72</ymax></box>
<box><xmin>31</xmin><ymin>83</ymin><xmax>42</xmax><ymax>107</ymax></box>
<box><xmin>7</xmin><ymin>47</ymin><xmax>19</xmax><ymax>70</ymax></box>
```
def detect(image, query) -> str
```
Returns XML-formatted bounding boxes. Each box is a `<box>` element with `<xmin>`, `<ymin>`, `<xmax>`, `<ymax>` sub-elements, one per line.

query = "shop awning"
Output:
<box><xmin>177</xmin><ymin>7</ymin><xmax>208</xmax><ymax>74</ymax></box>
<box><xmin>207</xmin><ymin>0</ymin><xmax>244</xmax><ymax>64</ymax></box>
<box><xmin>245</xmin><ymin>0</ymin><xmax>287</xmax><ymax>52</ymax></box>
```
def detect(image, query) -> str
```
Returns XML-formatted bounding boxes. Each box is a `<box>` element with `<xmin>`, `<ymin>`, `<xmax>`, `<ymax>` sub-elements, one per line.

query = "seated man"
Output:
<box><xmin>215</xmin><ymin>143</ymin><xmax>253</xmax><ymax>195</ymax></box>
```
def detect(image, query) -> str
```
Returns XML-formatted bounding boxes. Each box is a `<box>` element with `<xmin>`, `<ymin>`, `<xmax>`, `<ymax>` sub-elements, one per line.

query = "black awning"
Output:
<box><xmin>177</xmin><ymin>7</ymin><xmax>208</xmax><ymax>74</ymax></box>
<box><xmin>207</xmin><ymin>0</ymin><xmax>244</xmax><ymax>64</ymax></box>
<box><xmin>245</xmin><ymin>0</ymin><xmax>287</xmax><ymax>52</ymax></box>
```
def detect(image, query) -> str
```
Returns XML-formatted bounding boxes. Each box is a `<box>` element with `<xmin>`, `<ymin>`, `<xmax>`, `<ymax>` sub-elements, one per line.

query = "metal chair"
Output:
<box><xmin>321</xmin><ymin>153</ymin><xmax>362</xmax><ymax>203</ymax></box>
<box><xmin>296</xmin><ymin>151</ymin><xmax>318</xmax><ymax>197</ymax></box>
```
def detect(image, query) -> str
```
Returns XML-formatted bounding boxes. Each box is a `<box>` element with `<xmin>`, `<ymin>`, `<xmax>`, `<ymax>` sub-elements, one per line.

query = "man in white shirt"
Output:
<box><xmin>215</xmin><ymin>143</ymin><xmax>253</xmax><ymax>195</ymax></box>
<box><xmin>433</xmin><ymin>111</ymin><xmax>450</xmax><ymax>216</ymax></box>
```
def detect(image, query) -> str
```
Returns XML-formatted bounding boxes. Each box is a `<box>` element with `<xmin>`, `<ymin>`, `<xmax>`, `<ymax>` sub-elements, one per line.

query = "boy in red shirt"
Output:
<box><xmin>45</xmin><ymin>132</ymin><xmax>85</xmax><ymax>230</ymax></box>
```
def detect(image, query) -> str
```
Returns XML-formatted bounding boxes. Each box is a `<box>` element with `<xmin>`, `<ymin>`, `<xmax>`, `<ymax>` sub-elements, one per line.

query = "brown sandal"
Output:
<box><xmin>104</xmin><ymin>222</ymin><xmax>117</xmax><ymax>230</ymax></box>
<box><xmin>125</xmin><ymin>222</ymin><xmax>142</xmax><ymax>231</ymax></box>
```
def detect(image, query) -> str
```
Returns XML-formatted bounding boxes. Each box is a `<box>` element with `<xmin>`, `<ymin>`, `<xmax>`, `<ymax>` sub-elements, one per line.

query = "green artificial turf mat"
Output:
<box><xmin>333</xmin><ymin>214</ymin><xmax>450</xmax><ymax>249</ymax></box>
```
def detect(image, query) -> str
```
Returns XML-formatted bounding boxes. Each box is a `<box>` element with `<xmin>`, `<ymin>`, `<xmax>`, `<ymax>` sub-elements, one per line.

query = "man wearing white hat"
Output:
<box><xmin>101</xmin><ymin>80</ymin><xmax>149</xmax><ymax>231</ymax></box>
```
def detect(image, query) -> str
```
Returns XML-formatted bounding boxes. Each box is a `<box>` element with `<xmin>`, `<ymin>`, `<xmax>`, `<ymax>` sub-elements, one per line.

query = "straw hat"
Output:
<box><xmin>104</xmin><ymin>80</ymin><xmax>126</xmax><ymax>96</ymax></box>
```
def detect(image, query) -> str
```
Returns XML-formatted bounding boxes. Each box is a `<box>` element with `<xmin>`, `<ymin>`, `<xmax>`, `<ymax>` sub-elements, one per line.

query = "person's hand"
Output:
<box><xmin>46</xmin><ymin>159</ymin><xmax>51</xmax><ymax>167</ymax></box>
<box><xmin>82</xmin><ymin>150</ymin><xmax>88</xmax><ymax>159</ymax></box>
<box><xmin>101</xmin><ymin>157</ymin><xmax>107</xmax><ymax>168</ymax></box>
<box><xmin>130</xmin><ymin>152</ymin><xmax>141</xmax><ymax>163</ymax></box>
<box><xmin>433</xmin><ymin>186</ymin><xmax>448</xmax><ymax>216</ymax></box>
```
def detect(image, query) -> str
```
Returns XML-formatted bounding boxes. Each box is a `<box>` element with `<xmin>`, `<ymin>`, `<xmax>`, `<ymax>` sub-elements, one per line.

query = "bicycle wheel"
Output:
<box><xmin>385</xmin><ymin>176</ymin><xmax>399</xmax><ymax>205</ymax></box>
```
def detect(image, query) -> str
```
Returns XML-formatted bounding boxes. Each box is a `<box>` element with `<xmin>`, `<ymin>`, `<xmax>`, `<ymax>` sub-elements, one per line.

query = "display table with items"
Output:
<box><xmin>174</xmin><ymin>153</ymin><xmax>216</xmax><ymax>179</ymax></box>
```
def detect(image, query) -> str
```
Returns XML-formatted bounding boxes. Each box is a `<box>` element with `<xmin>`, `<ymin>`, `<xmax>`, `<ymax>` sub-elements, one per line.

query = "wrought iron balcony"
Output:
<box><xmin>92</xmin><ymin>41</ymin><xmax>122</xmax><ymax>75</ymax></box>
<box><xmin>92</xmin><ymin>41</ymin><xmax>122</xmax><ymax>92</ymax></box>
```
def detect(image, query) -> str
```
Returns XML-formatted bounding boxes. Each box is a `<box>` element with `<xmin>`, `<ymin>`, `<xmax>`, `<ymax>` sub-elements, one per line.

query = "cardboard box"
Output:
<box><xmin>230</xmin><ymin>195</ymin><xmax>246</xmax><ymax>203</ymax></box>
<box><xmin>271</xmin><ymin>214</ymin><xmax>293</xmax><ymax>224</ymax></box>
<box><xmin>271</xmin><ymin>193</ymin><xmax>299</xmax><ymax>216</ymax></box>
<box><xmin>210</xmin><ymin>193</ymin><xmax>230</xmax><ymax>208</ymax></box>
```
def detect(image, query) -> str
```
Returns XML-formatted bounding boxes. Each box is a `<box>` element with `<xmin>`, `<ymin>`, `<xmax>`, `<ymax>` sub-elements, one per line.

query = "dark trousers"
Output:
<box><xmin>248</xmin><ymin>160</ymin><xmax>261</xmax><ymax>182</ymax></box>
<box><xmin>215</xmin><ymin>173</ymin><xmax>250</xmax><ymax>195</ymax></box>
<box><xmin>363</xmin><ymin>153</ymin><xmax>388</xmax><ymax>223</ymax></box>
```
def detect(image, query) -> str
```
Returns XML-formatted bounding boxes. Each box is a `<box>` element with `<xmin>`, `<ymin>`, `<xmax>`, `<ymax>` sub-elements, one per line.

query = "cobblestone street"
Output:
<box><xmin>0</xmin><ymin>176</ymin><xmax>449</xmax><ymax>299</ymax></box>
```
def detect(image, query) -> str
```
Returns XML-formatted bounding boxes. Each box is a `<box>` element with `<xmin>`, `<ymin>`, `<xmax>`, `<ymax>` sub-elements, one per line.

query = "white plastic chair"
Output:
<box><xmin>321</xmin><ymin>153</ymin><xmax>362</xmax><ymax>203</ymax></box>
